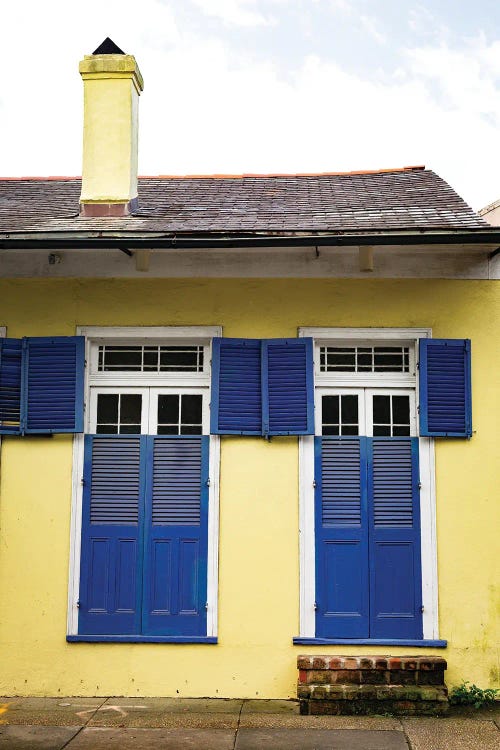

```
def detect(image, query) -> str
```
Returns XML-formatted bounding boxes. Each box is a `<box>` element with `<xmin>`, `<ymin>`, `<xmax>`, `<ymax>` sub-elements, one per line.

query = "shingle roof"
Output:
<box><xmin>0</xmin><ymin>167</ymin><xmax>487</xmax><ymax>235</ymax></box>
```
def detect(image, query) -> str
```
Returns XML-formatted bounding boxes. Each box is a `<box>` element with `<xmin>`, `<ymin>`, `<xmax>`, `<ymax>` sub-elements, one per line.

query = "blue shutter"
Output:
<box><xmin>211</xmin><ymin>338</ymin><xmax>262</xmax><ymax>435</ymax></box>
<box><xmin>23</xmin><ymin>336</ymin><xmax>85</xmax><ymax>433</ymax></box>
<box><xmin>419</xmin><ymin>338</ymin><xmax>472</xmax><ymax>437</ymax></box>
<box><xmin>368</xmin><ymin>438</ymin><xmax>422</xmax><ymax>639</ymax></box>
<box><xmin>315</xmin><ymin>437</ymin><xmax>369</xmax><ymax>638</ymax></box>
<box><xmin>264</xmin><ymin>338</ymin><xmax>314</xmax><ymax>436</ymax></box>
<box><xmin>0</xmin><ymin>338</ymin><xmax>23</xmax><ymax>435</ymax></box>
<box><xmin>79</xmin><ymin>436</ymin><xmax>146</xmax><ymax>635</ymax></box>
<box><xmin>142</xmin><ymin>436</ymin><xmax>209</xmax><ymax>637</ymax></box>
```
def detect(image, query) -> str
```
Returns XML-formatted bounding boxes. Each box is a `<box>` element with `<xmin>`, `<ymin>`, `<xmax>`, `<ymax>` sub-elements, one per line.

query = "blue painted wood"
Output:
<box><xmin>315</xmin><ymin>437</ymin><xmax>369</xmax><ymax>638</ymax></box>
<box><xmin>23</xmin><ymin>336</ymin><xmax>85</xmax><ymax>433</ymax></box>
<box><xmin>368</xmin><ymin>438</ymin><xmax>423</xmax><ymax>640</ymax></box>
<box><xmin>293</xmin><ymin>638</ymin><xmax>447</xmax><ymax>647</ymax></box>
<box><xmin>141</xmin><ymin>436</ymin><xmax>209</xmax><ymax>637</ymax></box>
<box><xmin>264</xmin><ymin>338</ymin><xmax>314</xmax><ymax>436</ymax></box>
<box><xmin>0</xmin><ymin>338</ymin><xmax>22</xmax><ymax>434</ymax></box>
<box><xmin>68</xmin><ymin>636</ymin><xmax>218</xmax><ymax>643</ymax></box>
<box><xmin>419</xmin><ymin>338</ymin><xmax>472</xmax><ymax>437</ymax></box>
<box><xmin>78</xmin><ymin>435</ymin><xmax>146</xmax><ymax>636</ymax></box>
<box><xmin>210</xmin><ymin>338</ymin><xmax>262</xmax><ymax>435</ymax></box>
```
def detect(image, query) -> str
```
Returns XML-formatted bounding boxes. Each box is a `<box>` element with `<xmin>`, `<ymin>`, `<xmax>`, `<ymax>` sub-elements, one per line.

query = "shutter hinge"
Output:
<box><xmin>313</xmin><ymin>479</ymin><xmax>316</xmax><ymax>488</ymax></box>
<box><xmin>420</xmin><ymin>605</ymin><xmax>425</xmax><ymax>613</ymax></box>
<box><xmin>417</xmin><ymin>481</ymin><xmax>422</xmax><ymax>490</ymax></box>
<box><xmin>417</xmin><ymin>361</ymin><xmax>420</xmax><ymax>370</ymax></box>
<box><xmin>314</xmin><ymin>602</ymin><xmax>318</xmax><ymax>611</ymax></box>
<box><xmin>80</xmin><ymin>477</ymin><xmax>85</xmax><ymax>486</ymax></box>
<box><xmin>205</xmin><ymin>602</ymin><xmax>209</xmax><ymax>610</ymax></box>
<box><xmin>76</xmin><ymin>600</ymin><xmax>80</xmax><ymax>609</ymax></box>
<box><xmin>417</xmin><ymin>405</ymin><xmax>420</xmax><ymax>414</ymax></box>
<box><xmin>206</xmin><ymin>478</ymin><xmax>211</xmax><ymax>487</ymax></box>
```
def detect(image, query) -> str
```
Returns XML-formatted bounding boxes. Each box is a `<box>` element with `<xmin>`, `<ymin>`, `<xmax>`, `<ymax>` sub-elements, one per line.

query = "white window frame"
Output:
<box><xmin>67</xmin><ymin>326</ymin><xmax>222</xmax><ymax>638</ymax></box>
<box><xmin>298</xmin><ymin>327</ymin><xmax>438</xmax><ymax>641</ymax></box>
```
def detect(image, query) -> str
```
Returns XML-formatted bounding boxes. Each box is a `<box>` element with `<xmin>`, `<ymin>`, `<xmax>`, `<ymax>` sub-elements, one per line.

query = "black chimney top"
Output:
<box><xmin>92</xmin><ymin>38</ymin><xmax>126</xmax><ymax>55</ymax></box>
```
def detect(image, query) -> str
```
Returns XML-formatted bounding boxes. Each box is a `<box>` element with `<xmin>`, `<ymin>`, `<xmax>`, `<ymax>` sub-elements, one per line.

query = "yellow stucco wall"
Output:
<box><xmin>0</xmin><ymin>278</ymin><xmax>498</xmax><ymax>697</ymax></box>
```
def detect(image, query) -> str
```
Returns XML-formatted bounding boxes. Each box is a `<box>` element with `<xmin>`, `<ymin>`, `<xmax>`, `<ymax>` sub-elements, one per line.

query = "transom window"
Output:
<box><xmin>320</xmin><ymin>345</ymin><xmax>410</xmax><ymax>373</ymax></box>
<box><xmin>98</xmin><ymin>345</ymin><xmax>204</xmax><ymax>373</ymax></box>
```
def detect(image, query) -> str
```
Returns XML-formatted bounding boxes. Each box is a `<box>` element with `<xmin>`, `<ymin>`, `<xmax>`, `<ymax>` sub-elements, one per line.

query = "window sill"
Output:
<box><xmin>293</xmin><ymin>637</ymin><xmax>447</xmax><ymax>648</ymax></box>
<box><xmin>67</xmin><ymin>635</ymin><xmax>217</xmax><ymax>644</ymax></box>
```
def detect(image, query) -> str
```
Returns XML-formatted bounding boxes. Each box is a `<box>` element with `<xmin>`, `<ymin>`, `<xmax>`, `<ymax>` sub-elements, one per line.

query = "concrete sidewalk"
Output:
<box><xmin>0</xmin><ymin>697</ymin><xmax>498</xmax><ymax>749</ymax></box>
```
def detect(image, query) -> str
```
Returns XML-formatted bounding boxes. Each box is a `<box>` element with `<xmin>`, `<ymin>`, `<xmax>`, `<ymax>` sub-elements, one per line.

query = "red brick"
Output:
<box><xmin>328</xmin><ymin>657</ymin><xmax>343</xmax><ymax>670</ymax></box>
<box><xmin>343</xmin><ymin>658</ymin><xmax>359</xmax><ymax>670</ymax></box>
<box><xmin>404</xmin><ymin>660</ymin><xmax>418</xmax><ymax>671</ymax></box>
<box><xmin>375</xmin><ymin>659</ymin><xmax>388</xmax><ymax>670</ymax></box>
<box><xmin>312</xmin><ymin>656</ymin><xmax>328</xmax><ymax>670</ymax></box>
<box><xmin>298</xmin><ymin>670</ymin><xmax>307</xmax><ymax>683</ymax></box>
<box><xmin>359</xmin><ymin>658</ymin><xmax>374</xmax><ymax>669</ymax></box>
<box><xmin>388</xmin><ymin>658</ymin><xmax>402</xmax><ymax>670</ymax></box>
<box><xmin>297</xmin><ymin>656</ymin><xmax>312</xmax><ymax>670</ymax></box>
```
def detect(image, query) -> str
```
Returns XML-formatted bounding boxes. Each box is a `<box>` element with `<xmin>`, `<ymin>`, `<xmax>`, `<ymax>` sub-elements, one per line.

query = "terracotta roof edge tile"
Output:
<box><xmin>0</xmin><ymin>166</ymin><xmax>427</xmax><ymax>181</ymax></box>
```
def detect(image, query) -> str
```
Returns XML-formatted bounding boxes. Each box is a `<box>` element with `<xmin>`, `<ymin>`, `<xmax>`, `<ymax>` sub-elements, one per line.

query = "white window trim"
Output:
<box><xmin>298</xmin><ymin>327</ymin><xmax>439</xmax><ymax>641</ymax></box>
<box><xmin>67</xmin><ymin>326</ymin><xmax>222</xmax><ymax>638</ymax></box>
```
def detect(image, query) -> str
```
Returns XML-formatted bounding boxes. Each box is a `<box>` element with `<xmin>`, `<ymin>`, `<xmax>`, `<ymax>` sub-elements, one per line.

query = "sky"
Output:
<box><xmin>0</xmin><ymin>0</ymin><xmax>499</xmax><ymax>210</ymax></box>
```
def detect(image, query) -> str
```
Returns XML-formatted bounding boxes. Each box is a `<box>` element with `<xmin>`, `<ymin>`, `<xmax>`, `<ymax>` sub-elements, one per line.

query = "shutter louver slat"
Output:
<box><xmin>211</xmin><ymin>338</ymin><xmax>262</xmax><ymax>434</ymax></box>
<box><xmin>152</xmin><ymin>438</ymin><xmax>202</xmax><ymax>525</ymax></box>
<box><xmin>0</xmin><ymin>338</ymin><xmax>22</xmax><ymax>434</ymax></box>
<box><xmin>419</xmin><ymin>338</ymin><xmax>472</xmax><ymax>437</ymax></box>
<box><xmin>372</xmin><ymin>439</ymin><xmax>413</xmax><ymax>528</ymax></box>
<box><xmin>264</xmin><ymin>338</ymin><xmax>314</xmax><ymax>436</ymax></box>
<box><xmin>24</xmin><ymin>336</ymin><xmax>85</xmax><ymax>433</ymax></box>
<box><xmin>90</xmin><ymin>438</ymin><xmax>141</xmax><ymax>524</ymax></box>
<box><xmin>322</xmin><ymin>438</ymin><xmax>362</xmax><ymax>526</ymax></box>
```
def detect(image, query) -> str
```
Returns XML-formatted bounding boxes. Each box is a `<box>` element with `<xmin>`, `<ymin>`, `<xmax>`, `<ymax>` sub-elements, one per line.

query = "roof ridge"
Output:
<box><xmin>0</xmin><ymin>166</ymin><xmax>427</xmax><ymax>181</ymax></box>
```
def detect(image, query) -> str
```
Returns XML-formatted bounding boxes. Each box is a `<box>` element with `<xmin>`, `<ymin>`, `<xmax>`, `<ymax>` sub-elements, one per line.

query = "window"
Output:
<box><xmin>297</xmin><ymin>328</ymin><xmax>443</xmax><ymax>646</ymax></box>
<box><xmin>68</xmin><ymin>327</ymin><xmax>220</xmax><ymax>643</ymax></box>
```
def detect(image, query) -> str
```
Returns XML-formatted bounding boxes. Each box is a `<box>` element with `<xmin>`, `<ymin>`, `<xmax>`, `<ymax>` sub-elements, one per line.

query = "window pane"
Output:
<box><xmin>97</xmin><ymin>394</ymin><xmax>119</xmax><ymax>424</ymax></box>
<box><xmin>181</xmin><ymin>394</ymin><xmax>203</xmax><ymax>426</ymax></box>
<box><xmin>143</xmin><ymin>349</ymin><xmax>159</xmax><ymax>370</ymax></box>
<box><xmin>96</xmin><ymin>424</ymin><xmax>118</xmax><ymax>434</ymax></box>
<box><xmin>373</xmin><ymin>425</ymin><xmax>391</xmax><ymax>436</ymax></box>
<box><xmin>180</xmin><ymin>425</ymin><xmax>203</xmax><ymax>435</ymax></box>
<box><xmin>392</xmin><ymin>395</ymin><xmax>410</xmax><ymax>426</ymax></box>
<box><xmin>322</xmin><ymin>395</ymin><xmax>339</xmax><ymax>425</ymax></box>
<box><xmin>341</xmin><ymin>395</ymin><xmax>358</xmax><ymax>425</ymax></box>
<box><xmin>120</xmin><ymin>424</ymin><xmax>141</xmax><ymax>434</ymax></box>
<box><xmin>322</xmin><ymin>425</ymin><xmax>340</xmax><ymax>436</ymax></box>
<box><xmin>159</xmin><ymin>348</ymin><xmax>201</xmax><ymax>371</ymax></box>
<box><xmin>120</xmin><ymin>394</ymin><xmax>142</xmax><ymax>424</ymax></box>
<box><xmin>373</xmin><ymin>395</ymin><xmax>390</xmax><ymax>424</ymax></box>
<box><xmin>158</xmin><ymin>395</ymin><xmax>179</xmax><ymax>425</ymax></box>
<box><xmin>342</xmin><ymin>425</ymin><xmax>359</xmax><ymax>436</ymax></box>
<box><xmin>393</xmin><ymin>425</ymin><xmax>411</xmax><ymax>436</ymax></box>
<box><xmin>157</xmin><ymin>424</ymin><xmax>179</xmax><ymax>435</ymax></box>
<box><xmin>103</xmin><ymin>346</ymin><xmax>142</xmax><ymax>370</ymax></box>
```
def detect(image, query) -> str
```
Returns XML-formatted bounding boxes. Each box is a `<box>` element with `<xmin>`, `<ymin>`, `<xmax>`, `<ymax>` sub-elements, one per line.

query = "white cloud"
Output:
<box><xmin>0</xmin><ymin>0</ymin><xmax>498</xmax><ymax>209</ymax></box>
<box><xmin>190</xmin><ymin>0</ymin><xmax>275</xmax><ymax>27</ymax></box>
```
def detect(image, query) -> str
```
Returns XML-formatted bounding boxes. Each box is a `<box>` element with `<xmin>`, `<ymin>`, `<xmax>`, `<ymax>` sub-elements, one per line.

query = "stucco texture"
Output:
<box><xmin>0</xmin><ymin>278</ymin><xmax>498</xmax><ymax>698</ymax></box>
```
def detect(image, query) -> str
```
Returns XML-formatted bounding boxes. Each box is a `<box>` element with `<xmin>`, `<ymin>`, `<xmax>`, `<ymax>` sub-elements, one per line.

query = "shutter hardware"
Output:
<box><xmin>313</xmin><ymin>480</ymin><xmax>316</xmax><ymax>488</ymax></box>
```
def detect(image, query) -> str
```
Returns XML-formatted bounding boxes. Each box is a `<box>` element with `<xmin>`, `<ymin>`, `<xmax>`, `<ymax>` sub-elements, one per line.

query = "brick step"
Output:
<box><xmin>297</xmin><ymin>655</ymin><xmax>449</xmax><ymax>716</ymax></box>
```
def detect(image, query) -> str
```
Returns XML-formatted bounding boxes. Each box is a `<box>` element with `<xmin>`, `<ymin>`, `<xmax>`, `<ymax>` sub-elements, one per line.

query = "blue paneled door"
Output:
<box><xmin>315</xmin><ymin>437</ymin><xmax>422</xmax><ymax>640</ymax></box>
<box><xmin>78</xmin><ymin>435</ymin><xmax>209</xmax><ymax>638</ymax></box>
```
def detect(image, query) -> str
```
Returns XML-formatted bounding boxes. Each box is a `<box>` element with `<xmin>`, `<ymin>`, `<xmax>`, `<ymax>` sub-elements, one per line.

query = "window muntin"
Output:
<box><xmin>316</xmin><ymin>388</ymin><xmax>416</xmax><ymax>437</ymax></box>
<box><xmin>96</xmin><ymin>393</ymin><xmax>143</xmax><ymax>434</ymax></box>
<box><xmin>372</xmin><ymin>394</ymin><xmax>411</xmax><ymax>436</ymax></box>
<box><xmin>322</xmin><ymin>394</ymin><xmax>359</xmax><ymax>436</ymax></box>
<box><xmin>320</xmin><ymin>345</ymin><xmax>410</xmax><ymax>373</ymax></box>
<box><xmin>157</xmin><ymin>394</ymin><xmax>203</xmax><ymax>435</ymax></box>
<box><xmin>98</xmin><ymin>344</ymin><xmax>204</xmax><ymax>373</ymax></box>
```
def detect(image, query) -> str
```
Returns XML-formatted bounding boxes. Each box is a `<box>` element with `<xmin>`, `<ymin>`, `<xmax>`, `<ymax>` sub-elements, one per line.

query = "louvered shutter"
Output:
<box><xmin>368</xmin><ymin>438</ymin><xmax>423</xmax><ymax>639</ymax></box>
<box><xmin>0</xmin><ymin>338</ymin><xmax>23</xmax><ymax>434</ymax></box>
<box><xmin>419</xmin><ymin>338</ymin><xmax>472</xmax><ymax>437</ymax></box>
<box><xmin>315</xmin><ymin>437</ymin><xmax>369</xmax><ymax>638</ymax></box>
<box><xmin>24</xmin><ymin>336</ymin><xmax>85</xmax><ymax>433</ymax></box>
<box><xmin>78</xmin><ymin>436</ymin><xmax>145</xmax><ymax>635</ymax></box>
<box><xmin>264</xmin><ymin>338</ymin><xmax>314</xmax><ymax>436</ymax></box>
<box><xmin>142</xmin><ymin>436</ymin><xmax>209</xmax><ymax>636</ymax></box>
<box><xmin>210</xmin><ymin>338</ymin><xmax>262</xmax><ymax>435</ymax></box>
<box><xmin>211</xmin><ymin>337</ymin><xmax>314</xmax><ymax>436</ymax></box>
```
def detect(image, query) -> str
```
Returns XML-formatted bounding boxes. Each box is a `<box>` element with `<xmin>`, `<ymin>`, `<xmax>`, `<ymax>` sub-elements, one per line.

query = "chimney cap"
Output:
<box><xmin>92</xmin><ymin>37</ymin><xmax>125</xmax><ymax>55</ymax></box>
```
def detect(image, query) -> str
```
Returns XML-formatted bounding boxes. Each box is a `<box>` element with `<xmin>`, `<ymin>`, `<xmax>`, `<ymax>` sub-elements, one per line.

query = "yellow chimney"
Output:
<box><xmin>79</xmin><ymin>38</ymin><xmax>144</xmax><ymax>216</ymax></box>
